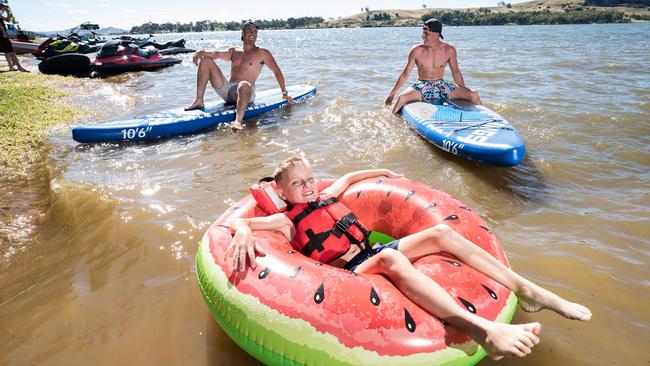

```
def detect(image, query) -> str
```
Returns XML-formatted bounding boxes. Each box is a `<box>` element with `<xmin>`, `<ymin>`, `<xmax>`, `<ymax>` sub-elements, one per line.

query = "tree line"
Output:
<box><xmin>583</xmin><ymin>0</ymin><xmax>650</xmax><ymax>6</ymax></box>
<box><xmin>130</xmin><ymin>17</ymin><xmax>324</xmax><ymax>34</ymax></box>
<box><xmin>420</xmin><ymin>8</ymin><xmax>629</xmax><ymax>26</ymax></box>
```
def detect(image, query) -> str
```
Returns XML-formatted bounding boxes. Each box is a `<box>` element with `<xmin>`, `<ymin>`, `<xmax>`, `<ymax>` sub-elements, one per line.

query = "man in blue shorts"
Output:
<box><xmin>385</xmin><ymin>19</ymin><xmax>481</xmax><ymax>114</ymax></box>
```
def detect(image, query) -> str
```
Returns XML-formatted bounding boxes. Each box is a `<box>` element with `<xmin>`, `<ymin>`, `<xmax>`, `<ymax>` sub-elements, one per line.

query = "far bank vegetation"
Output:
<box><xmin>128</xmin><ymin>1</ymin><xmax>650</xmax><ymax>33</ymax></box>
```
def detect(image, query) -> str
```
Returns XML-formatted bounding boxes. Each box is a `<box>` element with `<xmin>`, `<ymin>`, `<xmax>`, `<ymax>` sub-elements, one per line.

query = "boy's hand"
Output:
<box><xmin>225</xmin><ymin>225</ymin><xmax>266</xmax><ymax>272</ymax></box>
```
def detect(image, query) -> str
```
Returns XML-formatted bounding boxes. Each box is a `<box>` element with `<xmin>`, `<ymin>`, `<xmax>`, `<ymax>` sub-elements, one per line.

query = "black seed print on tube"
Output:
<box><xmin>405</xmin><ymin>190</ymin><xmax>416</xmax><ymax>201</ymax></box>
<box><xmin>482</xmin><ymin>284</ymin><xmax>498</xmax><ymax>300</ymax></box>
<box><xmin>258</xmin><ymin>267</ymin><xmax>271</xmax><ymax>279</ymax></box>
<box><xmin>288</xmin><ymin>266</ymin><xmax>301</xmax><ymax>278</ymax></box>
<box><xmin>370</xmin><ymin>288</ymin><xmax>380</xmax><ymax>306</ymax></box>
<box><xmin>423</xmin><ymin>203</ymin><xmax>437</xmax><ymax>210</ymax></box>
<box><xmin>444</xmin><ymin>215</ymin><xmax>459</xmax><ymax>221</ymax></box>
<box><xmin>404</xmin><ymin>309</ymin><xmax>416</xmax><ymax>332</ymax></box>
<box><xmin>479</xmin><ymin>225</ymin><xmax>493</xmax><ymax>234</ymax></box>
<box><xmin>314</xmin><ymin>283</ymin><xmax>325</xmax><ymax>304</ymax></box>
<box><xmin>458</xmin><ymin>297</ymin><xmax>477</xmax><ymax>313</ymax></box>
<box><xmin>443</xmin><ymin>260</ymin><xmax>462</xmax><ymax>267</ymax></box>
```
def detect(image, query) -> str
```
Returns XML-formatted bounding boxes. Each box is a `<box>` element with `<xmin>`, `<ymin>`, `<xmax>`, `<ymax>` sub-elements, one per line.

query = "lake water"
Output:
<box><xmin>1</xmin><ymin>23</ymin><xmax>649</xmax><ymax>365</ymax></box>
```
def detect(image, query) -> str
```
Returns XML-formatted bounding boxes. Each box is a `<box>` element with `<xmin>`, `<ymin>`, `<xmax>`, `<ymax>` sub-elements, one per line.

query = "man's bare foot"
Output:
<box><xmin>184</xmin><ymin>101</ymin><xmax>204</xmax><ymax>111</ymax></box>
<box><xmin>517</xmin><ymin>284</ymin><xmax>592</xmax><ymax>321</ymax></box>
<box><xmin>18</xmin><ymin>67</ymin><xmax>29</xmax><ymax>72</ymax></box>
<box><xmin>479</xmin><ymin>321</ymin><xmax>541</xmax><ymax>360</ymax></box>
<box><xmin>471</xmin><ymin>91</ymin><xmax>482</xmax><ymax>105</ymax></box>
<box><xmin>231</xmin><ymin>121</ymin><xmax>243</xmax><ymax>131</ymax></box>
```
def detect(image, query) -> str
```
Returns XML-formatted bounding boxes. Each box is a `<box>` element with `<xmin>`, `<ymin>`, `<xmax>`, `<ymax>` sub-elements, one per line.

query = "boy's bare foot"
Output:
<box><xmin>18</xmin><ymin>67</ymin><xmax>29</xmax><ymax>73</ymax></box>
<box><xmin>231</xmin><ymin>121</ymin><xmax>243</xmax><ymax>131</ymax></box>
<box><xmin>478</xmin><ymin>321</ymin><xmax>541</xmax><ymax>360</ymax></box>
<box><xmin>517</xmin><ymin>284</ymin><xmax>592</xmax><ymax>321</ymax></box>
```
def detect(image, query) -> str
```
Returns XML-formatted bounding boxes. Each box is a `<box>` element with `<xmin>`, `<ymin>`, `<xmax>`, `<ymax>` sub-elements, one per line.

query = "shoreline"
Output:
<box><xmin>0</xmin><ymin>70</ymin><xmax>82</xmax><ymax>180</ymax></box>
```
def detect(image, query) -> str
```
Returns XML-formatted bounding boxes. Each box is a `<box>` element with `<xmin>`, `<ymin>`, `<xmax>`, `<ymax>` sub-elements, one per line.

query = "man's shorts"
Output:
<box><xmin>343</xmin><ymin>240</ymin><xmax>401</xmax><ymax>272</ymax></box>
<box><xmin>214</xmin><ymin>72</ymin><xmax>256</xmax><ymax>105</ymax></box>
<box><xmin>412</xmin><ymin>79</ymin><xmax>457</xmax><ymax>104</ymax></box>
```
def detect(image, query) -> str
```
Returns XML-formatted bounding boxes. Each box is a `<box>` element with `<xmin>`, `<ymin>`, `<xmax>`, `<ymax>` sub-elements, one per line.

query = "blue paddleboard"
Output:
<box><xmin>72</xmin><ymin>84</ymin><xmax>317</xmax><ymax>143</ymax></box>
<box><xmin>401</xmin><ymin>100</ymin><xmax>525</xmax><ymax>167</ymax></box>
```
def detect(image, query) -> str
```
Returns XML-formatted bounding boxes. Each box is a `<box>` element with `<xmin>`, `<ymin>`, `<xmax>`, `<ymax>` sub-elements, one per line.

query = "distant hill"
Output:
<box><xmin>95</xmin><ymin>27</ymin><xmax>127</xmax><ymax>36</ymax></box>
<box><xmin>327</xmin><ymin>0</ymin><xmax>650</xmax><ymax>27</ymax></box>
<box><xmin>42</xmin><ymin>26</ymin><xmax>127</xmax><ymax>37</ymax></box>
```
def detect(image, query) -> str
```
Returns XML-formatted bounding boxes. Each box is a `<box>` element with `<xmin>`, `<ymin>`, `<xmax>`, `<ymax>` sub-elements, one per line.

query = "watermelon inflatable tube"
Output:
<box><xmin>197</xmin><ymin>177</ymin><xmax>518</xmax><ymax>365</ymax></box>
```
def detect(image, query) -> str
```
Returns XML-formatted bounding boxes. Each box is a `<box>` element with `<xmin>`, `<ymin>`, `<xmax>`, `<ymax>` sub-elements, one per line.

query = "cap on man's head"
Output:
<box><xmin>424</xmin><ymin>18</ymin><xmax>444</xmax><ymax>39</ymax></box>
<box><xmin>241</xmin><ymin>20</ymin><xmax>258</xmax><ymax>31</ymax></box>
<box><xmin>0</xmin><ymin>0</ymin><xmax>9</xmax><ymax>7</ymax></box>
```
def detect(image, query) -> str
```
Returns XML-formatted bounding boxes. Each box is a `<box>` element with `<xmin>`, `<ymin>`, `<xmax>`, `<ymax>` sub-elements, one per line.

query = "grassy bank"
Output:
<box><xmin>0</xmin><ymin>72</ymin><xmax>80</xmax><ymax>180</ymax></box>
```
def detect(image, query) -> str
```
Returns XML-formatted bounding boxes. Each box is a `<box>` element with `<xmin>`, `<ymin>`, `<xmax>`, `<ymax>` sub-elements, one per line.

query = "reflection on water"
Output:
<box><xmin>1</xmin><ymin>23</ymin><xmax>649</xmax><ymax>365</ymax></box>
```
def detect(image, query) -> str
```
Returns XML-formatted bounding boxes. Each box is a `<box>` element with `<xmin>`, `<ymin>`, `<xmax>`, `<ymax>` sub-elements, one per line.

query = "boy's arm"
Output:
<box><xmin>226</xmin><ymin>213</ymin><xmax>293</xmax><ymax>272</ymax></box>
<box><xmin>323</xmin><ymin>169</ymin><xmax>403</xmax><ymax>198</ymax></box>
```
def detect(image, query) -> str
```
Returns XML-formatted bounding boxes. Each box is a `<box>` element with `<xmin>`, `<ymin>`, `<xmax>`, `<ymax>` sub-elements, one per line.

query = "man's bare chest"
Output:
<box><xmin>232</xmin><ymin>52</ymin><xmax>265</xmax><ymax>70</ymax></box>
<box><xmin>416</xmin><ymin>53</ymin><xmax>448</xmax><ymax>70</ymax></box>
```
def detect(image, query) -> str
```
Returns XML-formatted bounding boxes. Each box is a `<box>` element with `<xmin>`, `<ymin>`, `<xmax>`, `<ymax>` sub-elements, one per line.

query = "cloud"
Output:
<box><xmin>122</xmin><ymin>9</ymin><xmax>136</xmax><ymax>14</ymax></box>
<box><xmin>45</xmin><ymin>2</ymin><xmax>55</xmax><ymax>6</ymax></box>
<box><xmin>99</xmin><ymin>4</ymin><xmax>110</xmax><ymax>7</ymax></box>
<box><xmin>58</xmin><ymin>3</ymin><xmax>70</xmax><ymax>7</ymax></box>
<box><xmin>67</xmin><ymin>9</ymin><xmax>88</xmax><ymax>14</ymax></box>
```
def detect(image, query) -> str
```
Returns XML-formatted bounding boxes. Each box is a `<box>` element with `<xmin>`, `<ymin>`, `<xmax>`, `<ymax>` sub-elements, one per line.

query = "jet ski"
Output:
<box><xmin>38</xmin><ymin>53</ymin><xmax>92</xmax><ymax>77</ymax></box>
<box><xmin>116</xmin><ymin>35</ymin><xmax>195</xmax><ymax>55</ymax></box>
<box><xmin>91</xmin><ymin>40</ymin><xmax>182</xmax><ymax>76</ymax></box>
<box><xmin>32</xmin><ymin>23</ymin><xmax>106</xmax><ymax>59</ymax></box>
<box><xmin>32</xmin><ymin>38</ymin><xmax>99</xmax><ymax>59</ymax></box>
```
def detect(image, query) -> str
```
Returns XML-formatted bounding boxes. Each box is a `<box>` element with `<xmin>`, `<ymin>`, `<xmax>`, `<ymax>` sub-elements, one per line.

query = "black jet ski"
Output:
<box><xmin>38</xmin><ymin>53</ymin><xmax>92</xmax><ymax>76</ymax></box>
<box><xmin>38</xmin><ymin>41</ymin><xmax>182</xmax><ymax>77</ymax></box>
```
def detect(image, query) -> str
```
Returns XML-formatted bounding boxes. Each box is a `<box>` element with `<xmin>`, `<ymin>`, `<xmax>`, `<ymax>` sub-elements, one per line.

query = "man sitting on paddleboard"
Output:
<box><xmin>185</xmin><ymin>21</ymin><xmax>292</xmax><ymax>130</ymax></box>
<box><xmin>385</xmin><ymin>18</ymin><xmax>480</xmax><ymax>114</ymax></box>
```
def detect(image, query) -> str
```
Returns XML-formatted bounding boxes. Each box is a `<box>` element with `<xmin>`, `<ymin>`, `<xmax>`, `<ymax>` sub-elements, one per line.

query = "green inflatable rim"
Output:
<box><xmin>196</xmin><ymin>233</ymin><xmax>518</xmax><ymax>366</ymax></box>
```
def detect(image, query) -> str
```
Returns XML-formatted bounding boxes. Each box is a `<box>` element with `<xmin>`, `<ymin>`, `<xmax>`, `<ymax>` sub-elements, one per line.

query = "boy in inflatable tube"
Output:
<box><xmin>227</xmin><ymin>156</ymin><xmax>592</xmax><ymax>360</ymax></box>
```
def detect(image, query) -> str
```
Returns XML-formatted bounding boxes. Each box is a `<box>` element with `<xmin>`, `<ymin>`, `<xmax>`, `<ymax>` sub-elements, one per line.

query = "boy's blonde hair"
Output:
<box><xmin>273</xmin><ymin>156</ymin><xmax>310</xmax><ymax>184</ymax></box>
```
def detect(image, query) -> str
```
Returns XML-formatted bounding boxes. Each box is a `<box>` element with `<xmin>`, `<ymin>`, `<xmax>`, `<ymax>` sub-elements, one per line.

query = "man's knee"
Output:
<box><xmin>199</xmin><ymin>59</ymin><xmax>218</xmax><ymax>72</ymax></box>
<box><xmin>237</xmin><ymin>81</ymin><xmax>252</xmax><ymax>93</ymax></box>
<box><xmin>396</xmin><ymin>93</ymin><xmax>411</xmax><ymax>105</ymax></box>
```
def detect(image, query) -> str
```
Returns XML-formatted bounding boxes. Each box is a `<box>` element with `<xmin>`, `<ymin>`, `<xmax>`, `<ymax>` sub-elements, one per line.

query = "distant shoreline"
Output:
<box><xmin>127</xmin><ymin>2</ymin><xmax>650</xmax><ymax>34</ymax></box>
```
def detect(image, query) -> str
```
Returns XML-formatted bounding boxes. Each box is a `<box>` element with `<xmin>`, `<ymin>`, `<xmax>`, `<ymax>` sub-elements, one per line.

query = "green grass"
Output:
<box><xmin>0</xmin><ymin>72</ymin><xmax>81</xmax><ymax>179</ymax></box>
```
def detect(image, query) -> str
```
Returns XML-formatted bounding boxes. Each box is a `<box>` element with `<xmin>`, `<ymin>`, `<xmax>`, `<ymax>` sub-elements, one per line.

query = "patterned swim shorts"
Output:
<box><xmin>412</xmin><ymin>79</ymin><xmax>458</xmax><ymax>104</ymax></box>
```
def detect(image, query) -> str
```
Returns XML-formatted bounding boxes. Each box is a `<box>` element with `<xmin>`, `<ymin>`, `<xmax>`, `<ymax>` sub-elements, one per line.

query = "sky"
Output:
<box><xmin>9</xmin><ymin>0</ymin><xmax>525</xmax><ymax>32</ymax></box>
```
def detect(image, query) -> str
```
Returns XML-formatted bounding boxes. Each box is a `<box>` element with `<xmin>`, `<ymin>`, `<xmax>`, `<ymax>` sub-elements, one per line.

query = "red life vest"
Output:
<box><xmin>249</xmin><ymin>179</ymin><xmax>287</xmax><ymax>214</ymax></box>
<box><xmin>285</xmin><ymin>194</ymin><xmax>369</xmax><ymax>263</ymax></box>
